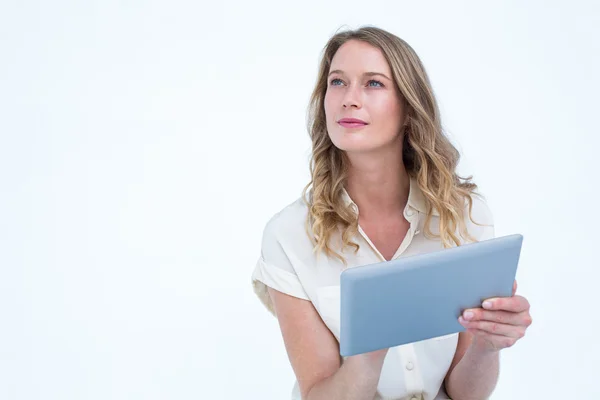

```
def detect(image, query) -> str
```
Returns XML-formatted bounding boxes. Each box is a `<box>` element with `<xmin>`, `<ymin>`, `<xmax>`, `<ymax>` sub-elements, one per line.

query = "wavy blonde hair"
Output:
<box><xmin>301</xmin><ymin>26</ymin><xmax>484</xmax><ymax>265</ymax></box>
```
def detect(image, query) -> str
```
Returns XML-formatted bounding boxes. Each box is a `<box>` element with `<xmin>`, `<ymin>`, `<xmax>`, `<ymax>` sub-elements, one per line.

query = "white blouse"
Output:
<box><xmin>252</xmin><ymin>178</ymin><xmax>495</xmax><ymax>400</ymax></box>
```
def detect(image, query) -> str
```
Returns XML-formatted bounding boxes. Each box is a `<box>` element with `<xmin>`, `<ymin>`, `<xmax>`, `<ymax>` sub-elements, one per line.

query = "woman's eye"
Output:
<box><xmin>329</xmin><ymin>78</ymin><xmax>383</xmax><ymax>87</ymax></box>
<box><xmin>367</xmin><ymin>80</ymin><xmax>384</xmax><ymax>87</ymax></box>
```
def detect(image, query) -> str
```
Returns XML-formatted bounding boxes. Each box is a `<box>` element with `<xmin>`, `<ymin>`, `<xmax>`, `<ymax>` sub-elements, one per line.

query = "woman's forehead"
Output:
<box><xmin>330</xmin><ymin>40</ymin><xmax>391</xmax><ymax>76</ymax></box>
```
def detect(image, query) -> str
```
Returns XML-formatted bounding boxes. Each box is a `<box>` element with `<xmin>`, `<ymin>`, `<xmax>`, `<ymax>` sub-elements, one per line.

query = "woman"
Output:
<box><xmin>251</xmin><ymin>26</ymin><xmax>532</xmax><ymax>400</ymax></box>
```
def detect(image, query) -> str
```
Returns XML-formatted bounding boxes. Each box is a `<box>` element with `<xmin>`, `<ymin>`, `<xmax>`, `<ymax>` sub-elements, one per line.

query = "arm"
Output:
<box><xmin>444</xmin><ymin>331</ymin><xmax>500</xmax><ymax>400</ymax></box>
<box><xmin>444</xmin><ymin>281</ymin><xmax>532</xmax><ymax>400</ymax></box>
<box><xmin>268</xmin><ymin>287</ymin><xmax>388</xmax><ymax>400</ymax></box>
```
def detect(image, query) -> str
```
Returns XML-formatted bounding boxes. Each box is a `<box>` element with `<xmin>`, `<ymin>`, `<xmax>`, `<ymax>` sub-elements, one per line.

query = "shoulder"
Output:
<box><xmin>464</xmin><ymin>192</ymin><xmax>495</xmax><ymax>242</ymax></box>
<box><xmin>468</xmin><ymin>193</ymin><xmax>494</xmax><ymax>225</ymax></box>
<box><xmin>261</xmin><ymin>196</ymin><xmax>310</xmax><ymax>245</ymax></box>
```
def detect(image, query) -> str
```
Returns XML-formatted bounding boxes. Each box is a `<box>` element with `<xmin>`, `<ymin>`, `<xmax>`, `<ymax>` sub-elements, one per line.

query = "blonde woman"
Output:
<box><xmin>251</xmin><ymin>26</ymin><xmax>532</xmax><ymax>400</ymax></box>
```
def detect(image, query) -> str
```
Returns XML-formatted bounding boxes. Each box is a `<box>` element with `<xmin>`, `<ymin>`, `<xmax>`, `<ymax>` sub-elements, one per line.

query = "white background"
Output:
<box><xmin>1</xmin><ymin>0</ymin><xmax>598</xmax><ymax>399</ymax></box>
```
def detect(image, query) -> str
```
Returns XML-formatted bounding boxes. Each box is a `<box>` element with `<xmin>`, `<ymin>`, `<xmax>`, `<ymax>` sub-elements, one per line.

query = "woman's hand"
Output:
<box><xmin>458</xmin><ymin>280</ymin><xmax>532</xmax><ymax>353</ymax></box>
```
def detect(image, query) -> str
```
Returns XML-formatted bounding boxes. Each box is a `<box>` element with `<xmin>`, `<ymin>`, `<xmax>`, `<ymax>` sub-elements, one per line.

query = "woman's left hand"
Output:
<box><xmin>458</xmin><ymin>280</ymin><xmax>532</xmax><ymax>353</ymax></box>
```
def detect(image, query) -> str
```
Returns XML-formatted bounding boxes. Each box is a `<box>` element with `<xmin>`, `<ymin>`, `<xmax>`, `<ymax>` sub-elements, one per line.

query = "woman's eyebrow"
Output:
<box><xmin>328</xmin><ymin>70</ymin><xmax>392</xmax><ymax>81</ymax></box>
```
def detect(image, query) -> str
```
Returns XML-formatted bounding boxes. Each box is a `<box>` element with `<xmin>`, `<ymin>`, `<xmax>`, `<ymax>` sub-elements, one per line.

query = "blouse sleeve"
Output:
<box><xmin>251</xmin><ymin>217</ymin><xmax>309</xmax><ymax>316</ymax></box>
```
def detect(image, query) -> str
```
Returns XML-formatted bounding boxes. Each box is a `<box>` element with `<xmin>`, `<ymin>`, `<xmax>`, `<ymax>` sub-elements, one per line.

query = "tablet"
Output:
<box><xmin>339</xmin><ymin>234</ymin><xmax>523</xmax><ymax>357</ymax></box>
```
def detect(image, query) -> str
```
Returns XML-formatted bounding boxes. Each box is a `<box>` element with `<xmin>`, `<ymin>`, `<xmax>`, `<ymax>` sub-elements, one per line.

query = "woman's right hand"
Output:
<box><xmin>268</xmin><ymin>287</ymin><xmax>389</xmax><ymax>399</ymax></box>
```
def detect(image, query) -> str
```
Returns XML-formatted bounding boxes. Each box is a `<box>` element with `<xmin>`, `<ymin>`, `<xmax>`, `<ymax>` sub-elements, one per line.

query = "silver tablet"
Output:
<box><xmin>339</xmin><ymin>234</ymin><xmax>523</xmax><ymax>357</ymax></box>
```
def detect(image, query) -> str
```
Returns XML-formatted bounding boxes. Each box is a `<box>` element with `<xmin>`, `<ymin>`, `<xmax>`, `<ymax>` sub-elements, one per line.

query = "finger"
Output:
<box><xmin>462</xmin><ymin>309</ymin><xmax>525</xmax><ymax>326</ymax></box>
<box><xmin>482</xmin><ymin>295</ymin><xmax>530</xmax><ymax>312</ymax></box>
<box><xmin>512</xmin><ymin>280</ymin><xmax>517</xmax><ymax>296</ymax></box>
<box><xmin>459</xmin><ymin>317</ymin><xmax>526</xmax><ymax>338</ymax></box>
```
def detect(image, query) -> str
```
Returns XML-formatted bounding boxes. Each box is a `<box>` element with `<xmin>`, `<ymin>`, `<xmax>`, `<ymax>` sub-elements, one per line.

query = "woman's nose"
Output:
<box><xmin>342</xmin><ymin>86</ymin><xmax>362</xmax><ymax>109</ymax></box>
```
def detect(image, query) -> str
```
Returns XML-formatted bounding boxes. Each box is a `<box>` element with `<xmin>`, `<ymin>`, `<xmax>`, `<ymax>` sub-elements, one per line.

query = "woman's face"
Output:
<box><xmin>324</xmin><ymin>40</ymin><xmax>407</xmax><ymax>155</ymax></box>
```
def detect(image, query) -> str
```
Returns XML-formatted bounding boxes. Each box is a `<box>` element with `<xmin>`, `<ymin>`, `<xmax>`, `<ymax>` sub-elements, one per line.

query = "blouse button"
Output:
<box><xmin>406</xmin><ymin>361</ymin><xmax>414</xmax><ymax>371</ymax></box>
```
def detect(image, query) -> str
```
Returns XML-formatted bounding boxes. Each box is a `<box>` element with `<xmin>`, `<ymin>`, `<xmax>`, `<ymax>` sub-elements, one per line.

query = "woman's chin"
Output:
<box><xmin>332</xmin><ymin>139</ymin><xmax>387</xmax><ymax>154</ymax></box>
<box><xmin>330</xmin><ymin>131</ymin><xmax>402</xmax><ymax>155</ymax></box>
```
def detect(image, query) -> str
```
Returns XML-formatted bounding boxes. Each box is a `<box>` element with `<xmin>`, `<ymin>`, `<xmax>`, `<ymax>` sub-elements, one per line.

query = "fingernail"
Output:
<box><xmin>464</xmin><ymin>311</ymin><xmax>474</xmax><ymax>320</ymax></box>
<box><xmin>482</xmin><ymin>301</ymin><xmax>493</xmax><ymax>309</ymax></box>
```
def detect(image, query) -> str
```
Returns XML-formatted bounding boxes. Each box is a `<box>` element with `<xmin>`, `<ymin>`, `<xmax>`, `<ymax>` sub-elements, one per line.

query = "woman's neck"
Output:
<box><xmin>344</xmin><ymin>147</ymin><xmax>409</xmax><ymax>218</ymax></box>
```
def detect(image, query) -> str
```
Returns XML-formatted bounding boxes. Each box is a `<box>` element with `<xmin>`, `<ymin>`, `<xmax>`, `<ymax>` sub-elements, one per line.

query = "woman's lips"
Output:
<box><xmin>338</xmin><ymin>121</ymin><xmax>368</xmax><ymax>128</ymax></box>
<box><xmin>337</xmin><ymin>118</ymin><xmax>368</xmax><ymax>129</ymax></box>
